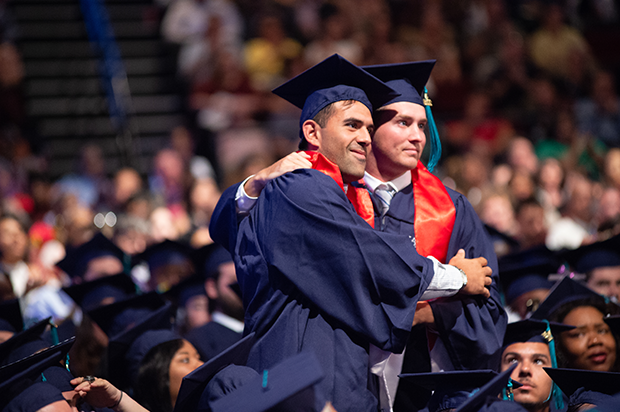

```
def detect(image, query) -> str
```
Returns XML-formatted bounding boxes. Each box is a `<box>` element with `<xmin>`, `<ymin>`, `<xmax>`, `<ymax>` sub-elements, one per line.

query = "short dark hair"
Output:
<box><xmin>300</xmin><ymin>99</ymin><xmax>357</xmax><ymax>150</ymax></box>
<box><xmin>134</xmin><ymin>338</ymin><xmax>184</xmax><ymax>412</ymax></box>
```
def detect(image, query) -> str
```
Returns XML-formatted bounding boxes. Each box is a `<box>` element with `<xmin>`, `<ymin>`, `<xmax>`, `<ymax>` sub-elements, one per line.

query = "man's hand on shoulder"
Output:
<box><xmin>244</xmin><ymin>152</ymin><xmax>312</xmax><ymax>197</ymax></box>
<box><xmin>449</xmin><ymin>249</ymin><xmax>492</xmax><ymax>299</ymax></box>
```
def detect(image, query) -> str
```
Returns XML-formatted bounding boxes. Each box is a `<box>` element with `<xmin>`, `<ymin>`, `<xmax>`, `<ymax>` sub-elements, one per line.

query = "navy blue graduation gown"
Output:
<box><xmin>210</xmin><ymin>169</ymin><xmax>437</xmax><ymax>412</ymax></box>
<box><xmin>375</xmin><ymin>183</ymin><xmax>507</xmax><ymax>370</ymax></box>
<box><xmin>184</xmin><ymin>321</ymin><xmax>243</xmax><ymax>362</ymax></box>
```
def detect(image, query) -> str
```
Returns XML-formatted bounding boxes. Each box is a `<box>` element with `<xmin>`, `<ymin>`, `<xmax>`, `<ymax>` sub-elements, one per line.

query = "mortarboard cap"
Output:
<box><xmin>530</xmin><ymin>275</ymin><xmax>613</xmax><ymax>321</ymax></box>
<box><xmin>203</xmin><ymin>244</ymin><xmax>233</xmax><ymax>280</ymax></box>
<box><xmin>362</xmin><ymin>60</ymin><xmax>443</xmax><ymax>170</ymax></box>
<box><xmin>0</xmin><ymin>337</ymin><xmax>74</xmax><ymax>384</ymax></box>
<box><xmin>503</xmin><ymin>319</ymin><xmax>575</xmax><ymax>347</ymax></box>
<box><xmin>56</xmin><ymin>232</ymin><xmax>128</xmax><ymax>279</ymax></box>
<box><xmin>125</xmin><ymin>329</ymin><xmax>181</xmax><ymax>382</ymax></box>
<box><xmin>0</xmin><ymin>317</ymin><xmax>51</xmax><ymax>366</ymax></box>
<box><xmin>272</xmin><ymin>54</ymin><xmax>399</xmax><ymax>137</ymax></box>
<box><xmin>134</xmin><ymin>239</ymin><xmax>194</xmax><ymax>273</ymax></box>
<box><xmin>604</xmin><ymin>315</ymin><xmax>620</xmax><ymax>335</ymax></box>
<box><xmin>561</xmin><ymin>234</ymin><xmax>620</xmax><ymax>274</ymax></box>
<box><xmin>399</xmin><ymin>369</ymin><xmax>504</xmax><ymax>412</ymax></box>
<box><xmin>106</xmin><ymin>299</ymin><xmax>175</xmax><ymax>388</ymax></box>
<box><xmin>87</xmin><ymin>291</ymin><xmax>167</xmax><ymax>338</ymax></box>
<box><xmin>543</xmin><ymin>367</ymin><xmax>620</xmax><ymax>397</ymax></box>
<box><xmin>1</xmin><ymin>382</ymin><xmax>65</xmax><ymax>412</ymax></box>
<box><xmin>454</xmin><ymin>364</ymin><xmax>519</xmax><ymax>412</ymax></box>
<box><xmin>0</xmin><ymin>299</ymin><xmax>23</xmax><ymax>333</ymax></box>
<box><xmin>173</xmin><ymin>332</ymin><xmax>256</xmax><ymax>412</ymax></box>
<box><xmin>207</xmin><ymin>351</ymin><xmax>325</xmax><ymax>412</ymax></box>
<box><xmin>498</xmin><ymin>246</ymin><xmax>560</xmax><ymax>306</ymax></box>
<box><xmin>362</xmin><ymin>60</ymin><xmax>435</xmax><ymax>107</ymax></box>
<box><xmin>164</xmin><ymin>274</ymin><xmax>206</xmax><ymax>308</ymax></box>
<box><xmin>63</xmin><ymin>272</ymin><xmax>137</xmax><ymax>312</ymax></box>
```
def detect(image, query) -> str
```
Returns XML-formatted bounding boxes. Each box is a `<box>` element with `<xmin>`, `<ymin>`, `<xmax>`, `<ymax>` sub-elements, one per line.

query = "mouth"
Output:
<box><xmin>588</xmin><ymin>352</ymin><xmax>608</xmax><ymax>364</ymax></box>
<box><xmin>350</xmin><ymin>148</ymin><xmax>367</xmax><ymax>160</ymax></box>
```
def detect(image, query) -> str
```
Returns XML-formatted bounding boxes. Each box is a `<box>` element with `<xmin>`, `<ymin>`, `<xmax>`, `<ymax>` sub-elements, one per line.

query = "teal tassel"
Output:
<box><xmin>542</xmin><ymin>320</ymin><xmax>564</xmax><ymax>410</ymax></box>
<box><xmin>49</xmin><ymin>321</ymin><xmax>59</xmax><ymax>346</ymax></box>
<box><xmin>423</xmin><ymin>87</ymin><xmax>441</xmax><ymax>173</ymax></box>
<box><xmin>262</xmin><ymin>370</ymin><xmax>269</xmax><ymax>389</ymax></box>
<box><xmin>502</xmin><ymin>379</ymin><xmax>514</xmax><ymax>401</ymax></box>
<box><xmin>65</xmin><ymin>353</ymin><xmax>70</xmax><ymax>371</ymax></box>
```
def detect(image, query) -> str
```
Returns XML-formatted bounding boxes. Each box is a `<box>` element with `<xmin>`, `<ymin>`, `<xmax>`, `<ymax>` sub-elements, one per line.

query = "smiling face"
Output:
<box><xmin>501</xmin><ymin>342</ymin><xmax>553</xmax><ymax>411</ymax></box>
<box><xmin>304</xmin><ymin>100</ymin><xmax>374</xmax><ymax>183</ymax></box>
<box><xmin>366</xmin><ymin>101</ymin><xmax>427</xmax><ymax>181</ymax></box>
<box><xmin>560</xmin><ymin>306</ymin><xmax>617</xmax><ymax>372</ymax></box>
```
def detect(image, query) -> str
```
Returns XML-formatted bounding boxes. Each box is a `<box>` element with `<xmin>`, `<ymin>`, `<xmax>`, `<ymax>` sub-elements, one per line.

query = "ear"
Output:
<box><xmin>302</xmin><ymin>119</ymin><xmax>321</xmax><ymax>150</ymax></box>
<box><xmin>205</xmin><ymin>278</ymin><xmax>219</xmax><ymax>300</ymax></box>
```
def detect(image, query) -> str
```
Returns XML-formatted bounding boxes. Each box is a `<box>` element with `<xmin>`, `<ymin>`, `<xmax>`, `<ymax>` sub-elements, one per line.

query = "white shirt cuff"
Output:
<box><xmin>235</xmin><ymin>175</ymin><xmax>258</xmax><ymax>214</ymax></box>
<box><xmin>420</xmin><ymin>256</ymin><xmax>465</xmax><ymax>300</ymax></box>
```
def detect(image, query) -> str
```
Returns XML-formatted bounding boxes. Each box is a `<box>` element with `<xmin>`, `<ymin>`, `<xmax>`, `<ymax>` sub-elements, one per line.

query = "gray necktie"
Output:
<box><xmin>374</xmin><ymin>184</ymin><xmax>396</xmax><ymax>217</ymax></box>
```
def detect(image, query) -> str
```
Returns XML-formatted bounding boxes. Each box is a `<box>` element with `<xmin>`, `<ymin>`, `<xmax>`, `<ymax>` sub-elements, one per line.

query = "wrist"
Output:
<box><xmin>110</xmin><ymin>390</ymin><xmax>123</xmax><ymax>410</ymax></box>
<box><xmin>455</xmin><ymin>266</ymin><xmax>467</xmax><ymax>289</ymax></box>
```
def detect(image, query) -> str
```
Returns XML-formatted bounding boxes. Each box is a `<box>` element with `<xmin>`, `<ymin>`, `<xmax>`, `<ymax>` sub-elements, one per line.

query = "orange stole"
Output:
<box><xmin>411</xmin><ymin>163</ymin><xmax>456</xmax><ymax>264</ymax></box>
<box><xmin>303</xmin><ymin>151</ymin><xmax>375</xmax><ymax>228</ymax></box>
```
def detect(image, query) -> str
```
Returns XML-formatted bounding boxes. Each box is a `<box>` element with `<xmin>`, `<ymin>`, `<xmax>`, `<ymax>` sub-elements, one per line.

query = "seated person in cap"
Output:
<box><xmin>531</xmin><ymin>275</ymin><xmax>620</xmax><ymax>372</ymax></box>
<box><xmin>209</xmin><ymin>54</ymin><xmax>493</xmax><ymax>412</ymax></box>
<box><xmin>499</xmin><ymin>319</ymin><xmax>574</xmax><ymax>412</ymax></box>
<box><xmin>185</xmin><ymin>245</ymin><xmax>244</xmax><ymax>362</ymax></box>
<box><xmin>542</xmin><ymin>368</ymin><xmax>620</xmax><ymax>412</ymax></box>
<box><xmin>71</xmin><ymin>376</ymin><xmax>148</xmax><ymax>412</ymax></box>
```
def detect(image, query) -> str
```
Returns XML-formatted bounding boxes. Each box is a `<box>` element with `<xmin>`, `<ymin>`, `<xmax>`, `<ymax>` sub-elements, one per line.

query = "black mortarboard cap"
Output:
<box><xmin>1</xmin><ymin>382</ymin><xmax>65</xmax><ymax>412</ymax></box>
<box><xmin>503</xmin><ymin>319</ymin><xmax>575</xmax><ymax>346</ymax></box>
<box><xmin>134</xmin><ymin>239</ymin><xmax>194</xmax><ymax>272</ymax></box>
<box><xmin>63</xmin><ymin>272</ymin><xmax>137</xmax><ymax>312</ymax></box>
<box><xmin>272</xmin><ymin>54</ymin><xmax>399</xmax><ymax>135</ymax></box>
<box><xmin>454</xmin><ymin>364</ymin><xmax>519</xmax><ymax>412</ymax></box>
<box><xmin>562</xmin><ymin>234</ymin><xmax>620</xmax><ymax>274</ymax></box>
<box><xmin>0</xmin><ymin>317</ymin><xmax>51</xmax><ymax>366</ymax></box>
<box><xmin>399</xmin><ymin>370</ymin><xmax>504</xmax><ymax>412</ymax></box>
<box><xmin>0</xmin><ymin>337</ymin><xmax>74</xmax><ymax>384</ymax></box>
<box><xmin>498</xmin><ymin>246</ymin><xmax>560</xmax><ymax>305</ymax></box>
<box><xmin>362</xmin><ymin>60</ymin><xmax>435</xmax><ymax>107</ymax></box>
<box><xmin>164</xmin><ymin>274</ymin><xmax>206</xmax><ymax>308</ymax></box>
<box><xmin>530</xmin><ymin>275</ymin><xmax>612</xmax><ymax>321</ymax></box>
<box><xmin>106</xmin><ymin>299</ymin><xmax>175</xmax><ymax>389</ymax></box>
<box><xmin>604</xmin><ymin>315</ymin><xmax>620</xmax><ymax>335</ymax></box>
<box><xmin>87</xmin><ymin>291</ymin><xmax>167</xmax><ymax>338</ymax></box>
<box><xmin>207</xmin><ymin>351</ymin><xmax>325</xmax><ymax>412</ymax></box>
<box><xmin>0</xmin><ymin>299</ymin><xmax>23</xmax><ymax>333</ymax></box>
<box><xmin>173</xmin><ymin>332</ymin><xmax>256</xmax><ymax>412</ymax></box>
<box><xmin>56</xmin><ymin>232</ymin><xmax>128</xmax><ymax>278</ymax></box>
<box><xmin>543</xmin><ymin>367</ymin><xmax>620</xmax><ymax>397</ymax></box>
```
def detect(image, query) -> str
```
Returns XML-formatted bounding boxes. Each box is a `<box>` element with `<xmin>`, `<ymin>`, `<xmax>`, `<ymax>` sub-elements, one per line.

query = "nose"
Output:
<box><xmin>358</xmin><ymin>128</ymin><xmax>371</xmax><ymax>146</ymax></box>
<box><xmin>408</xmin><ymin>125</ymin><xmax>425</xmax><ymax>143</ymax></box>
<box><xmin>517</xmin><ymin>362</ymin><xmax>531</xmax><ymax>378</ymax></box>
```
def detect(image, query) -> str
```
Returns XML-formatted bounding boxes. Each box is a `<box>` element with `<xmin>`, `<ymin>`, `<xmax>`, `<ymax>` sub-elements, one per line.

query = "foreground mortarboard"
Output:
<box><xmin>87</xmin><ymin>291</ymin><xmax>167</xmax><ymax>338</ymax></box>
<box><xmin>125</xmin><ymin>329</ymin><xmax>181</xmax><ymax>381</ymax></box>
<box><xmin>544</xmin><ymin>367</ymin><xmax>620</xmax><ymax>410</ymax></box>
<box><xmin>561</xmin><ymin>234</ymin><xmax>620</xmax><ymax>274</ymax></box>
<box><xmin>63</xmin><ymin>272</ymin><xmax>137</xmax><ymax>312</ymax></box>
<box><xmin>1</xmin><ymin>382</ymin><xmax>65</xmax><ymax>412</ymax></box>
<box><xmin>498</xmin><ymin>246</ymin><xmax>560</xmax><ymax>306</ymax></box>
<box><xmin>453</xmin><ymin>364</ymin><xmax>518</xmax><ymax>412</ymax></box>
<box><xmin>399</xmin><ymin>369</ymin><xmax>503</xmax><ymax>412</ymax></box>
<box><xmin>0</xmin><ymin>337</ymin><xmax>74</xmax><ymax>384</ymax></box>
<box><xmin>272</xmin><ymin>54</ymin><xmax>399</xmax><ymax>135</ymax></box>
<box><xmin>106</xmin><ymin>300</ymin><xmax>175</xmax><ymax>388</ymax></box>
<box><xmin>0</xmin><ymin>299</ymin><xmax>23</xmax><ymax>333</ymax></box>
<box><xmin>56</xmin><ymin>232</ymin><xmax>128</xmax><ymax>278</ymax></box>
<box><xmin>543</xmin><ymin>367</ymin><xmax>620</xmax><ymax>398</ymax></box>
<box><xmin>173</xmin><ymin>332</ymin><xmax>256</xmax><ymax>412</ymax></box>
<box><xmin>207</xmin><ymin>351</ymin><xmax>325</xmax><ymax>412</ymax></box>
<box><xmin>503</xmin><ymin>319</ymin><xmax>575</xmax><ymax>347</ymax></box>
<box><xmin>0</xmin><ymin>317</ymin><xmax>51</xmax><ymax>366</ymax></box>
<box><xmin>530</xmin><ymin>275</ymin><xmax>612</xmax><ymax>321</ymax></box>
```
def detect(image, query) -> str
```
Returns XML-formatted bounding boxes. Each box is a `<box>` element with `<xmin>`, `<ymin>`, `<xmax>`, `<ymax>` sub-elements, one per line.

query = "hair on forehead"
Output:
<box><xmin>312</xmin><ymin>99</ymin><xmax>357</xmax><ymax>127</ymax></box>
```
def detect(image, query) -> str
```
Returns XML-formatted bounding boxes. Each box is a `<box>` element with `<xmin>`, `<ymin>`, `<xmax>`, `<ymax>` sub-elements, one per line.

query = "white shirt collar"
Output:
<box><xmin>211</xmin><ymin>311</ymin><xmax>244</xmax><ymax>333</ymax></box>
<box><xmin>363</xmin><ymin>171</ymin><xmax>412</xmax><ymax>193</ymax></box>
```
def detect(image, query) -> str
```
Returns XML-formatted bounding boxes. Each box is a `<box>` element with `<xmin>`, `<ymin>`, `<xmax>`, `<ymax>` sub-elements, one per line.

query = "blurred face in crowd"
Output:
<box><xmin>83</xmin><ymin>255</ymin><xmax>124</xmax><ymax>282</ymax></box>
<box><xmin>304</xmin><ymin>100</ymin><xmax>374</xmax><ymax>183</ymax></box>
<box><xmin>560</xmin><ymin>306</ymin><xmax>617</xmax><ymax>372</ymax></box>
<box><xmin>114</xmin><ymin>168</ymin><xmax>142</xmax><ymax>207</ymax></box>
<box><xmin>168</xmin><ymin>340</ymin><xmax>203</xmax><ymax>406</ymax></box>
<box><xmin>206</xmin><ymin>262</ymin><xmax>244</xmax><ymax>321</ymax></box>
<box><xmin>367</xmin><ymin>102</ymin><xmax>427</xmax><ymax>181</ymax></box>
<box><xmin>510</xmin><ymin>288</ymin><xmax>550</xmax><ymax>320</ymax></box>
<box><xmin>587</xmin><ymin>267</ymin><xmax>620</xmax><ymax>302</ymax></box>
<box><xmin>501</xmin><ymin>342</ymin><xmax>553</xmax><ymax>412</ymax></box>
<box><xmin>185</xmin><ymin>294</ymin><xmax>210</xmax><ymax>330</ymax></box>
<box><xmin>0</xmin><ymin>217</ymin><xmax>28</xmax><ymax>264</ymax></box>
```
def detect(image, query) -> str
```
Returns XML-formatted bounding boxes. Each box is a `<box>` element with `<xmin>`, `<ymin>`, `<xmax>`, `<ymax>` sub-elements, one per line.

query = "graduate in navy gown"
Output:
<box><xmin>360</xmin><ymin>61</ymin><xmax>507</xmax><ymax>410</ymax></box>
<box><xmin>209</xmin><ymin>54</ymin><xmax>493</xmax><ymax>412</ymax></box>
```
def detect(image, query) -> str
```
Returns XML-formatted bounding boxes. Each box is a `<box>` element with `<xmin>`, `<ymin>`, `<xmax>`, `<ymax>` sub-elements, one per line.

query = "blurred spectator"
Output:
<box><xmin>508</xmin><ymin>169</ymin><xmax>536</xmax><ymax>204</ymax></box>
<box><xmin>244</xmin><ymin>13</ymin><xmax>302</xmax><ymax>92</ymax></box>
<box><xmin>522</xmin><ymin>75</ymin><xmax>563</xmax><ymax>143</ymax></box>
<box><xmin>169</xmin><ymin>126</ymin><xmax>216</xmax><ymax>180</ymax></box>
<box><xmin>594</xmin><ymin>186</ymin><xmax>620</xmax><ymax>239</ymax></box>
<box><xmin>112</xmin><ymin>214</ymin><xmax>150</xmax><ymax>255</ymax></box>
<box><xmin>444</xmin><ymin>90</ymin><xmax>515</xmax><ymax>156</ymax></box>
<box><xmin>303</xmin><ymin>3</ymin><xmax>362</xmax><ymax>66</ymax></box>
<box><xmin>575</xmin><ymin>70</ymin><xmax>620</xmax><ymax>148</ymax></box>
<box><xmin>536</xmin><ymin>157</ymin><xmax>565</xmax><ymax>226</ymax></box>
<box><xmin>149</xmin><ymin>148</ymin><xmax>190</xmax><ymax>207</ymax></box>
<box><xmin>604</xmin><ymin>148</ymin><xmax>620</xmax><ymax>189</ymax></box>
<box><xmin>546</xmin><ymin>172</ymin><xmax>596</xmax><ymax>250</ymax></box>
<box><xmin>515</xmin><ymin>198</ymin><xmax>548</xmax><ymax>250</ymax></box>
<box><xmin>0</xmin><ymin>213</ymin><xmax>32</xmax><ymax>298</ymax></box>
<box><xmin>528</xmin><ymin>2</ymin><xmax>595</xmax><ymax>82</ymax></box>
<box><xmin>112</xmin><ymin>167</ymin><xmax>143</xmax><ymax>214</ymax></box>
<box><xmin>479</xmin><ymin>191</ymin><xmax>518</xmax><ymax>239</ymax></box>
<box><xmin>359</xmin><ymin>4</ymin><xmax>407</xmax><ymax>65</ymax></box>
<box><xmin>187</xmin><ymin>177</ymin><xmax>220</xmax><ymax>247</ymax></box>
<box><xmin>507</xmin><ymin>136</ymin><xmax>539</xmax><ymax>177</ymax></box>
